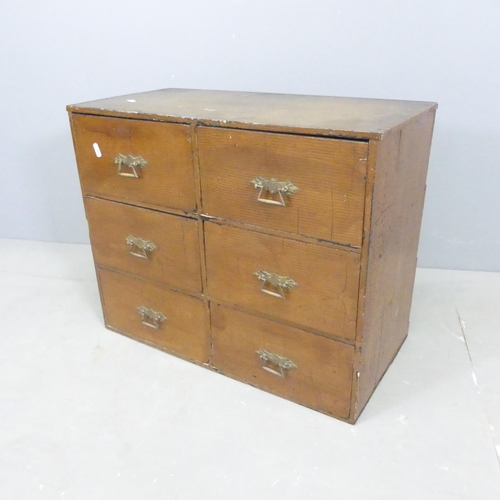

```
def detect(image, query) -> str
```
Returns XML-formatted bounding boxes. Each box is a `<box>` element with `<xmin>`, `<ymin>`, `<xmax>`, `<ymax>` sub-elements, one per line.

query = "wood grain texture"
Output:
<box><xmin>198</xmin><ymin>127</ymin><xmax>368</xmax><ymax>247</ymax></box>
<box><xmin>98</xmin><ymin>268</ymin><xmax>209</xmax><ymax>363</ymax></box>
<box><xmin>85</xmin><ymin>197</ymin><xmax>202</xmax><ymax>293</ymax></box>
<box><xmin>70</xmin><ymin>113</ymin><xmax>196</xmax><ymax>212</ymax></box>
<box><xmin>353</xmin><ymin>109</ymin><xmax>437</xmax><ymax>420</ymax></box>
<box><xmin>67</xmin><ymin>88</ymin><xmax>437</xmax><ymax>140</ymax></box>
<box><xmin>211</xmin><ymin>305</ymin><xmax>354</xmax><ymax>419</ymax></box>
<box><xmin>205</xmin><ymin>222</ymin><xmax>360</xmax><ymax>341</ymax></box>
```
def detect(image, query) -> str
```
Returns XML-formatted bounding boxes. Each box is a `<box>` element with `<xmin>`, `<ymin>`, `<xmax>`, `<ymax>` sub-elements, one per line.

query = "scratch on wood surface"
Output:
<box><xmin>336</xmin><ymin>262</ymin><xmax>349</xmax><ymax>301</ymax></box>
<box><xmin>398</xmin><ymin>127</ymin><xmax>403</xmax><ymax>150</ymax></box>
<box><xmin>330</xmin><ymin>187</ymin><xmax>334</xmax><ymax>240</ymax></box>
<box><xmin>336</xmin><ymin>298</ymin><xmax>347</xmax><ymax>334</ymax></box>
<box><xmin>181</xmin><ymin>223</ymin><xmax>186</xmax><ymax>259</ymax></box>
<box><xmin>373</xmin><ymin>202</ymin><xmax>395</xmax><ymax>227</ymax></box>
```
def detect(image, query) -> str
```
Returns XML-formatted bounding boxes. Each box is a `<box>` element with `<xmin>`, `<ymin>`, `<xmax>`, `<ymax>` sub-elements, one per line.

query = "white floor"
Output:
<box><xmin>0</xmin><ymin>239</ymin><xmax>499</xmax><ymax>500</ymax></box>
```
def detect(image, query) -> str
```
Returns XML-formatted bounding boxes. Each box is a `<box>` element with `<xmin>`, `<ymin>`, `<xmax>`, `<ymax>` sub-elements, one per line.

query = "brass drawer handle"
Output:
<box><xmin>253</xmin><ymin>270</ymin><xmax>298</xmax><ymax>299</ymax></box>
<box><xmin>256</xmin><ymin>349</ymin><xmax>297</xmax><ymax>377</ymax></box>
<box><xmin>250</xmin><ymin>176</ymin><xmax>299</xmax><ymax>206</ymax></box>
<box><xmin>137</xmin><ymin>306</ymin><xmax>166</xmax><ymax>329</ymax></box>
<box><xmin>115</xmin><ymin>154</ymin><xmax>148</xmax><ymax>178</ymax></box>
<box><xmin>126</xmin><ymin>235</ymin><xmax>157</xmax><ymax>259</ymax></box>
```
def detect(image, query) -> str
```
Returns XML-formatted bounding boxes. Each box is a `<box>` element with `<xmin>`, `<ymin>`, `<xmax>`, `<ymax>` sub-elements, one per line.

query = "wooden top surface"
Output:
<box><xmin>67</xmin><ymin>88</ymin><xmax>437</xmax><ymax>139</ymax></box>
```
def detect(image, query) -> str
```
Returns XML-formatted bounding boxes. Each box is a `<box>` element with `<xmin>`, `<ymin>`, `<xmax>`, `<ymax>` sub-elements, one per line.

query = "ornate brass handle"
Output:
<box><xmin>256</xmin><ymin>349</ymin><xmax>297</xmax><ymax>377</ymax></box>
<box><xmin>250</xmin><ymin>176</ymin><xmax>298</xmax><ymax>206</ymax></box>
<box><xmin>126</xmin><ymin>235</ymin><xmax>156</xmax><ymax>259</ymax></box>
<box><xmin>137</xmin><ymin>306</ymin><xmax>166</xmax><ymax>329</ymax></box>
<box><xmin>115</xmin><ymin>154</ymin><xmax>147</xmax><ymax>178</ymax></box>
<box><xmin>253</xmin><ymin>270</ymin><xmax>298</xmax><ymax>299</ymax></box>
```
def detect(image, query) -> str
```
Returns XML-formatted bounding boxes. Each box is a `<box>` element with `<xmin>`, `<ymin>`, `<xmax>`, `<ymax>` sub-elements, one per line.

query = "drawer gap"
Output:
<box><xmin>85</xmin><ymin>195</ymin><xmax>197</xmax><ymax>220</ymax></box>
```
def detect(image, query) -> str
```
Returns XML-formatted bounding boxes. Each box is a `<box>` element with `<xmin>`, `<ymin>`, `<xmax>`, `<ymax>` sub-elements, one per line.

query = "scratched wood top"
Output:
<box><xmin>67</xmin><ymin>88</ymin><xmax>437</xmax><ymax>139</ymax></box>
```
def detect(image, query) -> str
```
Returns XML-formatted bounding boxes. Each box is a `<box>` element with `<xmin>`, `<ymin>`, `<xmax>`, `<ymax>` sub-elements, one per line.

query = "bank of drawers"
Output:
<box><xmin>71</xmin><ymin>113</ymin><xmax>362</xmax><ymax>419</ymax></box>
<box><xmin>69</xmin><ymin>91</ymin><xmax>436</xmax><ymax>423</ymax></box>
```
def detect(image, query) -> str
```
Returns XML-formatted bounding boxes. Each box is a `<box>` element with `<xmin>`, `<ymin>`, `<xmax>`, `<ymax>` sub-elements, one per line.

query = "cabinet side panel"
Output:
<box><xmin>354</xmin><ymin>108</ymin><xmax>437</xmax><ymax>419</ymax></box>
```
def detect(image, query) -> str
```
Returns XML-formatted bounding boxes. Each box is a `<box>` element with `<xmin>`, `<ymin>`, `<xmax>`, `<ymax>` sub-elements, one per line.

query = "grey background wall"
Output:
<box><xmin>0</xmin><ymin>1</ymin><xmax>498</xmax><ymax>271</ymax></box>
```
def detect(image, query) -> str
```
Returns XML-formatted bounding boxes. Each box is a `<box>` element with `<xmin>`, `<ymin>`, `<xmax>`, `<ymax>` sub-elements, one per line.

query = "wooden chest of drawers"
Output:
<box><xmin>67</xmin><ymin>89</ymin><xmax>437</xmax><ymax>423</ymax></box>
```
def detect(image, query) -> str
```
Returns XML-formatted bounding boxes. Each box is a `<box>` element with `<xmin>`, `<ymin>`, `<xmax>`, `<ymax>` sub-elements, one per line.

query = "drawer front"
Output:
<box><xmin>205</xmin><ymin>223</ymin><xmax>360</xmax><ymax>340</ymax></box>
<box><xmin>86</xmin><ymin>197</ymin><xmax>202</xmax><ymax>293</ymax></box>
<box><xmin>212</xmin><ymin>305</ymin><xmax>354</xmax><ymax>419</ymax></box>
<box><xmin>198</xmin><ymin>127</ymin><xmax>368</xmax><ymax>247</ymax></box>
<box><xmin>98</xmin><ymin>268</ymin><xmax>209</xmax><ymax>362</ymax></box>
<box><xmin>71</xmin><ymin>114</ymin><xmax>196</xmax><ymax>212</ymax></box>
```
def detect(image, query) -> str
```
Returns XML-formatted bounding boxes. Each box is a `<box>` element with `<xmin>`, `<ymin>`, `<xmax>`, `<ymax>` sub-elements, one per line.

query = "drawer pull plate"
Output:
<box><xmin>126</xmin><ymin>235</ymin><xmax>157</xmax><ymax>259</ymax></box>
<box><xmin>115</xmin><ymin>154</ymin><xmax>148</xmax><ymax>178</ymax></box>
<box><xmin>250</xmin><ymin>176</ymin><xmax>298</xmax><ymax>206</ymax></box>
<box><xmin>253</xmin><ymin>270</ymin><xmax>298</xmax><ymax>299</ymax></box>
<box><xmin>256</xmin><ymin>349</ymin><xmax>297</xmax><ymax>377</ymax></box>
<box><xmin>137</xmin><ymin>306</ymin><xmax>166</xmax><ymax>329</ymax></box>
